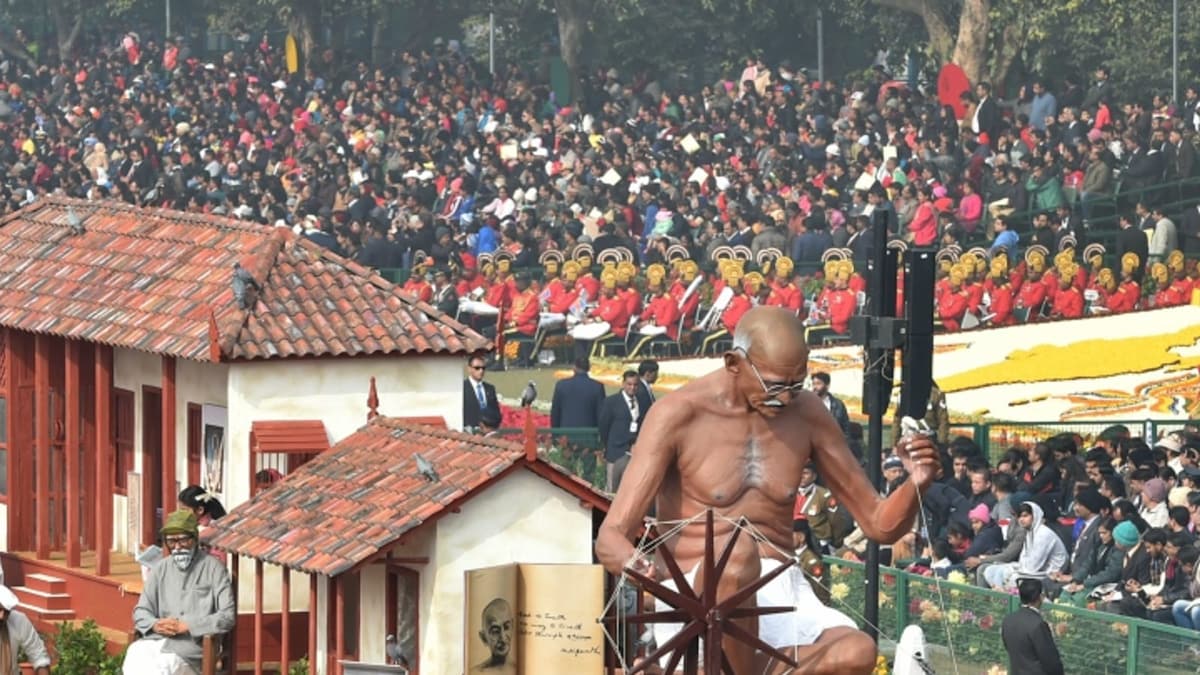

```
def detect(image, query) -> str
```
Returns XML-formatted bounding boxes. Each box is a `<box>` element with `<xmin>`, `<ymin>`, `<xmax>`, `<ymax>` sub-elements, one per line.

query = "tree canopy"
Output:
<box><xmin>0</xmin><ymin>0</ymin><xmax>1195</xmax><ymax>101</ymax></box>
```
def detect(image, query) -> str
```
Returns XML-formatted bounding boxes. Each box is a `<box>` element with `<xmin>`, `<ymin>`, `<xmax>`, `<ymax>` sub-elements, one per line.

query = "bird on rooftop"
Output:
<box><xmin>66</xmin><ymin>206</ymin><xmax>85</xmax><ymax>235</ymax></box>
<box><xmin>415</xmin><ymin>454</ymin><xmax>439</xmax><ymax>482</ymax></box>
<box><xmin>520</xmin><ymin>380</ymin><xmax>537</xmax><ymax>408</ymax></box>
<box><xmin>231</xmin><ymin>262</ymin><xmax>261</xmax><ymax>310</ymax></box>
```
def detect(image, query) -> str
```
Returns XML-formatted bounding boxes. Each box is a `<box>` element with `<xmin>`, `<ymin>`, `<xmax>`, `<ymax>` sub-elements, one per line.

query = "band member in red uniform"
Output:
<box><xmin>1015</xmin><ymin>251</ymin><xmax>1048</xmax><ymax>322</ymax></box>
<box><xmin>826</xmin><ymin>269</ymin><xmax>857</xmax><ymax>335</ymax></box>
<box><xmin>987</xmin><ymin>257</ymin><xmax>1015</xmax><ymax>327</ymax></box>
<box><xmin>936</xmin><ymin>264</ymin><xmax>970</xmax><ymax>331</ymax></box>
<box><xmin>569</xmin><ymin>269</ymin><xmax>630</xmax><ymax>359</ymax></box>
<box><xmin>769</xmin><ymin>257</ymin><xmax>803</xmax><ymax>314</ymax></box>
<box><xmin>574</xmin><ymin>247</ymin><xmax>600</xmax><ymax>300</ymax></box>
<box><xmin>1050</xmin><ymin>263</ymin><xmax>1084</xmax><ymax>319</ymax></box>
<box><xmin>635</xmin><ymin>265</ymin><xmax>682</xmax><ymax>341</ymax></box>
<box><xmin>694</xmin><ymin>266</ymin><xmax>752</xmax><ymax>355</ymax></box>
<box><xmin>617</xmin><ymin>262</ymin><xmax>643</xmax><ymax>317</ymax></box>
<box><xmin>670</xmin><ymin>260</ymin><xmax>703</xmax><ymax>329</ymax></box>
<box><xmin>1149</xmin><ymin>262</ymin><xmax>1182</xmax><ymax>308</ymax></box>
<box><xmin>402</xmin><ymin>258</ymin><xmax>434</xmax><ymax>302</ymax></box>
<box><xmin>1168</xmin><ymin>251</ymin><xmax>1194</xmax><ymax>305</ymax></box>
<box><xmin>1105</xmin><ymin>253</ymin><xmax>1141</xmax><ymax>314</ymax></box>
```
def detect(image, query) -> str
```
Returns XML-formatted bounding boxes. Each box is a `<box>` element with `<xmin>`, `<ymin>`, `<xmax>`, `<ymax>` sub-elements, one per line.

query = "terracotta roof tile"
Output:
<box><xmin>203</xmin><ymin>418</ymin><xmax>609</xmax><ymax>576</ymax></box>
<box><xmin>0</xmin><ymin>197</ymin><xmax>490</xmax><ymax>361</ymax></box>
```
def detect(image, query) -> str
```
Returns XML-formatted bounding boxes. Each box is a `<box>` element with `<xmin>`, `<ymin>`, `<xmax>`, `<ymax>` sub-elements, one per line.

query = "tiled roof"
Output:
<box><xmin>0</xmin><ymin>197</ymin><xmax>490</xmax><ymax>361</ymax></box>
<box><xmin>202</xmin><ymin>417</ymin><xmax>609</xmax><ymax>576</ymax></box>
<box><xmin>250</xmin><ymin>420</ymin><xmax>331</xmax><ymax>455</ymax></box>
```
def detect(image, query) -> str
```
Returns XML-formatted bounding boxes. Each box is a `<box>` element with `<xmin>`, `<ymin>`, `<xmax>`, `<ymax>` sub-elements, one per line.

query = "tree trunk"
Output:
<box><xmin>48</xmin><ymin>0</ymin><xmax>83</xmax><ymax>61</ymax></box>
<box><xmin>283</xmin><ymin>0</ymin><xmax>321</xmax><ymax>73</ymax></box>
<box><xmin>554</xmin><ymin>0</ymin><xmax>590</xmax><ymax>105</ymax></box>
<box><xmin>951</xmin><ymin>0</ymin><xmax>990</xmax><ymax>84</ymax></box>
<box><xmin>873</xmin><ymin>0</ymin><xmax>956</xmax><ymax>65</ymax></box>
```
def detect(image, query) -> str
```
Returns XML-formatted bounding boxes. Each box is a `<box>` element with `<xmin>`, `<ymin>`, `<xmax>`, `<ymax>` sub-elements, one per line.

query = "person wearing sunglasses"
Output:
<box><xmin>596</xmin><ymin>306</ymin><xmax>941</xmax><ymax>674</ymax></box>
<box><xmin>462</xmin><ymin>354</ymin><xmax>501</xmax><ymax>432</ymax></box>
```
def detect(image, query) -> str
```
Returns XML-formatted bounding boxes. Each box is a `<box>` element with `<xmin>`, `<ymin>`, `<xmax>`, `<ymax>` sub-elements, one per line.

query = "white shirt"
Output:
<box><xmin>971</xmin><ymin>96</ymin><xmax>988</xmax><ymax>134</ymax></box>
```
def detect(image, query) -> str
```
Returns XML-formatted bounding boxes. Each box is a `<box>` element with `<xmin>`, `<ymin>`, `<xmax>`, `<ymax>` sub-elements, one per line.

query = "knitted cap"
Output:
<box><xmin>968</xmin><ymin>503</ymin><xmax>991</xmax><ymax>524</ymax></box>
<box><xmin>1113</xmin><ymin>521</ymin><xmax>1139</xmax><ymax>548</ymax></box>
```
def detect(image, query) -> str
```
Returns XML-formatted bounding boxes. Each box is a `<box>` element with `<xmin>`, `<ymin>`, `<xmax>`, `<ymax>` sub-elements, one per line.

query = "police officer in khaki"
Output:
<box><xmin>891</xmin><ymin>379</ymin><xmax>951</xmax><ymax>443</ymax></box>
<box><xmin>792</xmin><ymin>463</ymin><xmax>850</xmax><ymax>553</ymax></box>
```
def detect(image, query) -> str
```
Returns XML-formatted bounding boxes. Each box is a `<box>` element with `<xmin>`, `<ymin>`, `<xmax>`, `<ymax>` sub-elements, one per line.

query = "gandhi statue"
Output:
<box><xmin>596</xmin><ymin>307</ymin><xmax>939</xmax><ymax>674</ymax></box>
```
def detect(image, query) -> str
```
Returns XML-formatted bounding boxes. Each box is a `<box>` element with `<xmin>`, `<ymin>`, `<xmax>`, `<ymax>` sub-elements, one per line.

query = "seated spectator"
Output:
<box><xmin>1060</xmin><ymin>517</ymin><xmax>1124</xmax><ymax>606</ymax></box>
<box><xmin>1172</xmin><ymin>547</ymin><xmax>1200</xmax><ymax>630</ymax></box>
<box><xmin>982</xmin><ymin>501</ymin><xmax>1068</xmax><ymax>591</ymax></box>
<box><xmin>125</xmin><ymin>510</ymin><xmax>235</xmax><ymax>674</ymax></box>
<box><xmin>963</xmin><ymin>503</ymin><xmax>1005</xmax><ymax>560</ymax></box>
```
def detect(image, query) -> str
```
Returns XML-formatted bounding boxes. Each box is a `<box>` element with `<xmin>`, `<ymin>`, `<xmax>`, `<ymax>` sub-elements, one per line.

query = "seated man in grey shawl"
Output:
<box><xmin>124</xmin><ymin>509</ymin><xmax>235</xmax><ymax>674</ymax></box>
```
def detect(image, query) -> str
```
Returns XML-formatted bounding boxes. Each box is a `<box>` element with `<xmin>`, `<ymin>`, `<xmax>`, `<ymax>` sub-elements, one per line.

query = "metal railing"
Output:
<box><xmin>824</xmin><ymin>557</ymin><xmax>1200</xmax><ymax>675</ymax></box>
<box><xmin>945</xmin><ymin>419</ymin><xmax>1164</xmax><ymax>464</ymax></box>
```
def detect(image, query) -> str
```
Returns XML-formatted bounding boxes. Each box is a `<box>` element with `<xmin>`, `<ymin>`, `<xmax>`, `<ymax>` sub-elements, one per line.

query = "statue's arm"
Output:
<box><xmin>807</xmin><ymin>396</ymin><xmax>936</xmax><ymax>544</ymax></box>
<box><xmin>595</xmin><ymin>399</ymin><xmax>683</xmax><ymax>575</ymax></box>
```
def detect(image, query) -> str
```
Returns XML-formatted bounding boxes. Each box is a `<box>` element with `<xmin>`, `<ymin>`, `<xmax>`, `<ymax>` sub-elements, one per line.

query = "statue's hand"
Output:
<box><xmin>624</xmin><ymin>550</ymin><xmax>655</xmax><ymax>578</ymax></box>
<box><xmin>896</xmin><ymin>436</ymin><xmax>939</xmax><ymax>491</ymax></box>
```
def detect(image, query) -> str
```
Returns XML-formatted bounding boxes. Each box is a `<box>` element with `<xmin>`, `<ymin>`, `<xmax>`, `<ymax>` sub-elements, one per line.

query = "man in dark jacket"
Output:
<box><xmin>597</xmin><ymin>370</ymin><xmax>646</xmax><ymax>491</ymax></box>
<box><xmin>1002</xmin><ymin>578</ymin><xmax>1065</xmax><ymax>675</ymax></box>
<box><xmin>550</xmin><ymin>357</ymin><xmax>606</xmax><ymax>428</ymax></box>
<box><xmin>810</xmin><ymin>371</ymin><xmax>851</xmax><ymax>438</ymax></box>
<box><xmin>1115</xmin><ymin>214</ymin><xmax>1150</xmax><ymax>283</ymax></box>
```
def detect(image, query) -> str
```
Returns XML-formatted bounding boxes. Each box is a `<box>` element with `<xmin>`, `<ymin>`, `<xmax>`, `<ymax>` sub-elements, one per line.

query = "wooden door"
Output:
<box><xmin>187</xmin><ymin>404</ymin><xmax>202</xmax><ymax>488</ymax></box>
<box><xmin>141</xmin><ymin>387</ymin><xmax>162</xmax><ymax>547</ymax></box>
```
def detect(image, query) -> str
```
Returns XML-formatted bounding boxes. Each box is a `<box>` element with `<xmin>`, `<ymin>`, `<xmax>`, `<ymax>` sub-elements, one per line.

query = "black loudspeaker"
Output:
<box><xmin>899</xmin><ymin>247</ymin><xmax>936</xmax><ymax>420</ymax></box>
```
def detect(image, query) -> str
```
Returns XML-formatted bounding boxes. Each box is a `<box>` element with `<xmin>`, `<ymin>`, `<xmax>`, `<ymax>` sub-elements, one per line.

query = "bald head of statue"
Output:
<box><xmin>722</xmin><ymin>307</ymin><xmax>810</xmax><ymax>416</ymax></box>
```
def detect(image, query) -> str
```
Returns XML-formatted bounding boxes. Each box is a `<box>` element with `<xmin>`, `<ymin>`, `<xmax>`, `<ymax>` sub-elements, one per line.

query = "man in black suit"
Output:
<box><xmin>971</xmin><ymin>82</ymin><xmax>1000</xmax><ymax>146</ymax></box>
<box><xmin>1180</xmin><ymin>204</ymin><xmax>1200</xmax><ymax>256</ymax></box>
<box><xmin>598</xmin><ymin>370</ymin><xmax>646</xmax><ymax>492</ymax></box>
<box><xmin>1115</xmin><ymin>213</ymin><xmax>1150</xmax><ymax>283</ymax></box>
<box><xmin>636</xmin><ymin>360</ymin><xmax>659</xmax><ymax>412</ymax></box>
<box><xmin>462</xmin><ymin>354</ymin><xmax>502</xmax><ymax>431</ymax></box>
<box><xmin>550</xmin><ymin>357</ymin><xmax>606</xmax><ymax>428</ymax></box>
<box><xmin>1001</xmin><ymin>578</ymin><xmax>1065</xmax><ymax>675</ymax></box>
<box><xmin>1049</xmin><ymin>487</ymin><xmax>1108</xmax><ymax>596</ymax></box>
<box><xmin>809</xmin><ymin>371</ymin><xmax>851</xmax><ymax>438</ymax></box>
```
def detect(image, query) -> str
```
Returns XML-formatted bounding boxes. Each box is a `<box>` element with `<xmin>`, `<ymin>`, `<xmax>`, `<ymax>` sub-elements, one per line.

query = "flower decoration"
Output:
<box><xmin>830</xmin><ymin>582</ymin><xmax>850</xmax><ymax>602</ymax></box>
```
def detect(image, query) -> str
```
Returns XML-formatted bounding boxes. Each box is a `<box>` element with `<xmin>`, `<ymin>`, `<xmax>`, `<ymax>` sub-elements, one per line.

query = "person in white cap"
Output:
<box><xmin>124</xmin><ymin>509</ymin><xmax>234</xmax><ymax>674</ymax></box>
<box><xmin>0</xmin><ymin>585</ymin><xmax>50</xmax><ymax>674</ymax></box>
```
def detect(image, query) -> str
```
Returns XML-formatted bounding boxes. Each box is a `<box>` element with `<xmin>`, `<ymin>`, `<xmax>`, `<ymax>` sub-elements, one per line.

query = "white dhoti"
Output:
<box><xmin>569</xmin><ymin>322</ymin><xmax>611</xmax><ymax>340</ymax></box>
<box><xmin>539</xmin><ymin>312</ymin><xmax>566</xmax><ymax>330</ymax></box>
<box><xmin>637</xmin><ymin>324</ymin><xmax>669</xmax><ymax>337</ymax></box>
<box><xmin>122</xmin><ymin>638</ymin><xmax>198</xmax><ymax>675</ymax></box>
<box><xmin>652</xmin><ymin>557</ymin><xmax>856</xmax><ymax>662</ymax></box>
<box><xmin>459</xmin><ymin>300</ymin><xmax>500</xmax><ymax>316</ymax></box>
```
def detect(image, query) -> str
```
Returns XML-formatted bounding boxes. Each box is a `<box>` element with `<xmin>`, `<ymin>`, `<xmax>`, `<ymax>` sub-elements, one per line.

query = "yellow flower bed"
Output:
<box><xmin>939</xmin><ymin>323</ymin><xmax>1200</xmax><ymax>393</ymax></box>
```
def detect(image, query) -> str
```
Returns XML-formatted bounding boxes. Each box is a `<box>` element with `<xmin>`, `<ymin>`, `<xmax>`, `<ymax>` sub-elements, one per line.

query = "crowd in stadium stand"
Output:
<box><xmin>829</xmin><ymin>424</ymin><xmax>1200</xmax><ymax>636</ymax></box>
<box><xmin>2</xmin><ymin>30</ymin><xmax>1200</xmax><ymax>358</ymax></box>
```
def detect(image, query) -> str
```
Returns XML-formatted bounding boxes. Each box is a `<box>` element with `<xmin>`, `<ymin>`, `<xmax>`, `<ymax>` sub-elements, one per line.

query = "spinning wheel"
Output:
<box><xmin>605</xmin><ymin>510</ymin><xmax>801</xmax><ymax>674</ymax></box>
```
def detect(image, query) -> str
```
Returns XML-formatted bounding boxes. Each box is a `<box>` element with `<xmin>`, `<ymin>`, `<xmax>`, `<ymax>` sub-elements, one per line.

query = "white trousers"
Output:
<box><xmin>569</xmin><ymin>322</ymin><xmax>611</xmax><ymax>340</ymax></box>
<box><xmin>459</xmin><ymin>300</ymin><xmax>500</xmax><ymax>316</ymax></box>
<box><xmin>122</xmin><ymin>639</ymin><xmax>198</xmax><ymax>675</ymax></box>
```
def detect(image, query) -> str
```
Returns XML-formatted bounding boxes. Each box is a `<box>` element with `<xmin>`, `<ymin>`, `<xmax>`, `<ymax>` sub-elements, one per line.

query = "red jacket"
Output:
<box><xmin>621</xmin><ymin>287</ymin><xmax>643</xmax><ymax>317</ymax></box>
<box><xmin>1106</xmin><ymin>281</ymin><xmax>1140</xmax><ymax>313</ymax></box>
<box><xmin>578</xmin><ymin>273</ymin><xmax>600</xmax><ymax>300</ymax></box>
<box><xmin>506</xmin><ymin>288</ymin><xmax>540</xmax><ymax>336</ymax></box>
<box><xmin>937</xmin><ymin>290</ymin><xmax>969</xmax><ymax>331</ymax></box>
<box><xmin>989</xmin><ymin>285</ymin><xmax>1015</xmax><ymax>326</ymax></box>
<box><xmin>640</xmin><ymin>295</ymin><xmax>682</xmax><ymax>339</ymax></box>
<box><xmin>595</xmin><ymin>295</ymin><xmax>631</xmax><ymax>337</ymax></box>
<box><xmin>1051</xmin><ymin>287</ymin><xmax>1084</xmax><ymax>319</ymax></box>
<box><xmin>547</xmin><ymin>285</ymin><xmax>581</xmax><ymax>314</ymax></box>
<box><xmin>827</xmin><ymin>289</ymin><xmax>857</xmax><ymax>334</ymax></box>
<box><xmin>909</xmin><ymin>202</ymin><xmax>937</xmax><ymax>246</ymax></box>
<box><xmin>721</xmin><ymin>294</ymin><xmax>754</xmax><ymax>333</ymax></box>
<box><xmin>1016</xmin><ymin>280</ymin><xmax>1047</xmax><ymax>318</ymax></box>
<box><xmin>403</xmin><ymin>279</ymin><xmax>433</xmax><ymax>303</ymax></box>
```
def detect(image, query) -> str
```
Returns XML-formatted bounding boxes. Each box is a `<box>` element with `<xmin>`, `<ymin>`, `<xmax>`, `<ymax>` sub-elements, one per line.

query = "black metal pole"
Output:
<box><xmin>860</xmin><ymin>209</ymin><xmax>894</xmax><ymax>643</ymax></box>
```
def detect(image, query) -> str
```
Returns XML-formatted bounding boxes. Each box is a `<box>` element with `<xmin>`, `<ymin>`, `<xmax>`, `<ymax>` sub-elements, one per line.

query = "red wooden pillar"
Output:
<box><xmin>334</xmin><ymin>576</ymin><xmax>345</xmax><ymax>675</ymax></box>
<box><xmin>34</xmin><ymin>334</ymin><xmax>50</xmax><ymax>560</ymax></box>
<box><xmin>308</xmin><ymin>575</ymin><xmax>318</xmax><ymax>675</ymax></box>
<box><xmin>280</xmin><ymin>567</ymin><xmax>291</xmax><ymax>673</ymax></box>
<box><xmin>161</xmin><ymin>356</ymin><xmax>176</xmax><ymax>519</ymax></box>
<box><xmin>64</xmin><ymin>340</ymin><xmax>81</xmax><ymax>567</ymax></box>
<box><xmin>93</xmin><ymin>343</ymin><xmax>112</xmax><ymax>576</ymax></box>
<box><xmin>254</xmin><ymin>559</ymin><xmax>264</xmax><ymax>675</ymax></box>
<box><xmin>229</xmin><ymin>553</ymin><xmax>239</xmax><ymax>675</ymax></box>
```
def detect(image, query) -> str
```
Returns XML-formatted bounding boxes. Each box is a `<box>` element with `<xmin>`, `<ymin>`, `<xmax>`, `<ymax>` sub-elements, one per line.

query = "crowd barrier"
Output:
<box><xmin>945</xmin><ymin>418</ymin><xmax>1165</xmax><ymax>464</ymax></box>
<box><xmin>824</xmin><ymin>557</ymin><xmax>1200</xmax><ymax>674</ymax></box>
